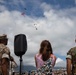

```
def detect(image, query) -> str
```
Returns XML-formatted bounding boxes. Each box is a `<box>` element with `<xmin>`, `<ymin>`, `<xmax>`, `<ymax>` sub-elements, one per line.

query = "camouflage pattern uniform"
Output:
<box><xmin>66</xmin><ymin>47</ymin><xmax>76</xmax><ymax>75</ymax></box>
<box><xmin>0</xmin><ymin>44</ymin><xmax>10</xmax><ymax>59</ymax></box>
<box><xmin>0</xmin><ymin>34</ymin><xmax>10</xmax><ymax>75</ymax></box>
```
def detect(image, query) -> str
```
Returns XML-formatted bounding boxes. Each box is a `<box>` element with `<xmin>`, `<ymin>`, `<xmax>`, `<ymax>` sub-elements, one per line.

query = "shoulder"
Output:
<box><xmin>35</xmin><ymin>53</ymin><xmax>41</xmax><ymax>58</ymax></box>
<box><xmin>67</xmin><ymin>47</ymin><xmax>76</xmax><ymax>55</ymax></box>
<box><xmin>66</xmin><ymin>47</ymin><xmax>76</xmax><ymax>59</ymax></box>
<box><xmin>35</xmin><ymin>53</ymin><xmax>42</xmax><ymax>61</ymax></box>
<box><xmin>70</xmin><ymin>47</ymin><xmax>76</xmax><ymax>51</ymax></box>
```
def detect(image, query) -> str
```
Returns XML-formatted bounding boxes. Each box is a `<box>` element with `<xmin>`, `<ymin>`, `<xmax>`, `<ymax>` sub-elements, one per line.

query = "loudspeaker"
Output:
<box><xmin>14</xmin><ymin>34</ymin><xmax>27</xmax><ymax>56</ymax></box>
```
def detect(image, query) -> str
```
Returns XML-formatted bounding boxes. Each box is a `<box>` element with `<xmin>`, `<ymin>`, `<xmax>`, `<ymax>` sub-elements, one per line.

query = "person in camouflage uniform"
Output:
<box><xmin>66</xmin><ymin>46</ymin><xmax>76</xmax><ymax>75</ymax></box>
<box><xmin>0</xmin><ymin>34</ymin><xmax>10</xmax><ymax>75</ymax></box>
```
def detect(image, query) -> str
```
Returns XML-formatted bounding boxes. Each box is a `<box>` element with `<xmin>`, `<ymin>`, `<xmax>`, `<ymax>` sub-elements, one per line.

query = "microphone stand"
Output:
<box><xmin>19</xmin><ymin>55</ymin><xmax>23</xmax><ymax>75</ymax></box>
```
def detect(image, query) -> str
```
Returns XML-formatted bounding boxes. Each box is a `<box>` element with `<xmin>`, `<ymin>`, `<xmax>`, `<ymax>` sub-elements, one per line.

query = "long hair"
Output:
<box><xmin>39</xmin><ymin>40</ymin><xmax>53</xmax><ymax>61</ymax></box>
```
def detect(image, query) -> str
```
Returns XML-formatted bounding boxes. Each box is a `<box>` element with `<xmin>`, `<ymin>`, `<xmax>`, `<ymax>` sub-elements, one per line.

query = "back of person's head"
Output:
<box><xmin>0</xmin><ymin>34</ymin><xmax>8</xmax><ymax>45</ymax></box>
<box><xmin>39</xmin><ymin>40</ymin><xmax>53</xmax><ymax>61</ymax></box>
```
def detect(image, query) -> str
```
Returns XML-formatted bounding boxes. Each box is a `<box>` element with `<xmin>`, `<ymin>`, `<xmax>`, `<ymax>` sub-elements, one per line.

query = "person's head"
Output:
<box><xmin>0</xmin><ymin>34</ymin><xmax>8</xmax><ymax>45</ymax></box>
<box><xmin>39</xmin><ymin>40</ymin><xmax>53</xmax><ymax>61</ymax></box>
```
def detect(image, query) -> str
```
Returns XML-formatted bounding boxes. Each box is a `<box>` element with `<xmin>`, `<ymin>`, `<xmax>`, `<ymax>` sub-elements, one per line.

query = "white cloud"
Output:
<box><xmin>0</xmin><ymin>2</ymin><xmax>76</xmax><ymax>68</ymax></box>
<box><xmin>56</xmin><ymin>58</ymin><xmax>63</xmax><ymax>63</ymax></box>
<box><xmin>55</xmin><ymin>58</ymin><xmax>66</xmax><ymax>67</ymax></box>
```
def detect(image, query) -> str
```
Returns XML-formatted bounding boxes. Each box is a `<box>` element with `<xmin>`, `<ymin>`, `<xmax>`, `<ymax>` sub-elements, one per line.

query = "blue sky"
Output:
<box><xmin>0</xmin><ymin>0</ymin><xmax>76</xmax><ymax>68</ymax></box>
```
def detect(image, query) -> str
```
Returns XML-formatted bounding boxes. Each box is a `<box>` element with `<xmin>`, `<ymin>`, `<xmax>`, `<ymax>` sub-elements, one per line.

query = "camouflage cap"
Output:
<box><xmin>0</xmin><ymin>34</ymin><xmax>7</xmax><ymax>40</ymax></box>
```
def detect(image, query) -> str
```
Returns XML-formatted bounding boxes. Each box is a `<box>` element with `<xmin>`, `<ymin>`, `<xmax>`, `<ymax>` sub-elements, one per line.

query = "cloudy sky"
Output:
<box><xmin>0</xmin><ymin>0</ymin><xmax>76</xmax><ymax>69</ymax></box>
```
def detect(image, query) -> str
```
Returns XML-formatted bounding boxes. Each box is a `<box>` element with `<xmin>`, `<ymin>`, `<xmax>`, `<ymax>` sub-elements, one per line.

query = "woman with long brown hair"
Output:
<box><xmin>35</xmin><ymin>40</ymin><xmax>56</xmax><ymax>74</ymax></box>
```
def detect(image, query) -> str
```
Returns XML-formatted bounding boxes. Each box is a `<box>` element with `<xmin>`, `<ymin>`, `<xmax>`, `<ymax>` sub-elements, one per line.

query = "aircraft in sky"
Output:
<box><xmin>34</xmin><ymin>24</ymin><xmax>38</xmax><ymax>30</ymax></box>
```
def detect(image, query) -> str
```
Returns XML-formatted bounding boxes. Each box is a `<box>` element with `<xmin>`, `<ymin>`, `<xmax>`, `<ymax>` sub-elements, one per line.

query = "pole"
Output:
<box><xmin>20</xmin><ymin>56</ymin><xmax>22</xmax><ymax>75</ymax></box>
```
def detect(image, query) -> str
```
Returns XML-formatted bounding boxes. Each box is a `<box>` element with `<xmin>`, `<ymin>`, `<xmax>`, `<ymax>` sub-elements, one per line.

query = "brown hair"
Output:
<box><xmin>39</xmin><ymin>40</ymin><xmax>53</xmax><ymax>61</ymax></box>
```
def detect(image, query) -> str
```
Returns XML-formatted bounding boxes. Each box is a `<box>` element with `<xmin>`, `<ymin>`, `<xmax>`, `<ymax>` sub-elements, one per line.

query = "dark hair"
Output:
<box><xmin>39</xmin><ymin>40</ymin><xmax>53</xmax><ymax>61</ymax></box>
